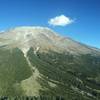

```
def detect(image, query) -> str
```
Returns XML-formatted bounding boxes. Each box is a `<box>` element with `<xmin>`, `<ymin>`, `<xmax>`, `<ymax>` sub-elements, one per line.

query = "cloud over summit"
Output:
<box><xmin>48</xmin><ymin>15</ymin><xmax>74</xmax><ymax>26</ymax></box>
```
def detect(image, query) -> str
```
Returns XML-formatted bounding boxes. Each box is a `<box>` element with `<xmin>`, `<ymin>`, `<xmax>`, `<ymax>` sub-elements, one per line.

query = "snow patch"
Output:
<box><xmin>34</xmin><ymin>47</ymin><xmax>40</xmax><ymax>55</ymax></box>
<box><xmin>48</xmin><ymin>81</ymin><xmax>56</xmax><ymax>88</ymax></box>
<box><xmin>21</xmin><ymin>47</ymin><xmax>30</xmax><ymax>57</ymax></box>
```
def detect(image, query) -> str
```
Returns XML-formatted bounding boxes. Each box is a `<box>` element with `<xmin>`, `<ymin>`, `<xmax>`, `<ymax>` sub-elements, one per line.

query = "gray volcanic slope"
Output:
<box><xmin>0</xmin><ymin>26</ymin><xmax>100</xmax><ymax>100</ymax></box>
<box><xmin>0</xmin><ymin>26</ymin><xmax>100</xmax><ymax>55</ymax></box>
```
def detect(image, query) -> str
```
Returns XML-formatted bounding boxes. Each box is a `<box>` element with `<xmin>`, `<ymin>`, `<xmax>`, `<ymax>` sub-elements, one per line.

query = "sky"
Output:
<box><xmin>0</xmin><ymin>0</ymin><xmax>100</xmax><ymax>48</ymax></box>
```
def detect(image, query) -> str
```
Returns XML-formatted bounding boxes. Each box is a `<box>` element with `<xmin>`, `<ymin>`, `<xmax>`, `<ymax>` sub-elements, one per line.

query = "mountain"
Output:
<box><xmin>1</xmin><ymin>26</ymin><xmax>100</xmax><ymax>55</ymax></box>
<box><xmin>0</xmin><ymin>26</ymin><xmax>100</xmax><ymax>100</ymax></box>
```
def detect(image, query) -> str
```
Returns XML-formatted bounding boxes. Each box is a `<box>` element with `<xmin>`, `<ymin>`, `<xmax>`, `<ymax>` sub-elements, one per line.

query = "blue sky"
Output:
<box><xmin>0</xmin><ymin>0</ymin><xmax>100</xmax><ymax>48</ymax></box>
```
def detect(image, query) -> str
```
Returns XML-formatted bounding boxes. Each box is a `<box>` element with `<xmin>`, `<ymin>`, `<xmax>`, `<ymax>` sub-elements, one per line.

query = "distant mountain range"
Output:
<box><xmin>0</xmin><ymin>26</ymin><xmax>100</xmax><ymax>100</ymax></box>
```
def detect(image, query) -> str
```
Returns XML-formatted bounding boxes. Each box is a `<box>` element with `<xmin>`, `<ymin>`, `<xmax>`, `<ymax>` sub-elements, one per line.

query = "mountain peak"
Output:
<box><xmin>0</xmin><ymin>26</ymin><xmax>100</xmax><ymax>55</ymax></box>
<box><xmin>7</xmin><ymin>26</ymin><xmax>59</xmax><ymax>40</ymax></box>
<box><xmin>12</xmin><ymin>26</ymin><xmax>53</xmax><ymax>32</ymax></box>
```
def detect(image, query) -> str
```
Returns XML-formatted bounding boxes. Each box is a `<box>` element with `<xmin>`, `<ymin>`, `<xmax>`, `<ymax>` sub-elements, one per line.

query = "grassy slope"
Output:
<box><xmin>0</xmin><ymin>48</ymin><xmax>32</xmax><ymax>96</ymax></box>
<box><xmin>27</xmin><ymin>48</ymin><xmax>100</xmax><ymax>100</ymax></box>
<box><xmin>0</xmin><ymin>47</ymin><xmax>100</xmax><ymax>100</ymax></box>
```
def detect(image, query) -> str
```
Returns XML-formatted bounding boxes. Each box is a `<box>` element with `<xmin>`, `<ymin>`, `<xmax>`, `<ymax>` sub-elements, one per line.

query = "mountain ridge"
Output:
<box><xmin>0</xmin><ymin>26</ymin><xmax>100</xmax><ymax>55</ymax></box>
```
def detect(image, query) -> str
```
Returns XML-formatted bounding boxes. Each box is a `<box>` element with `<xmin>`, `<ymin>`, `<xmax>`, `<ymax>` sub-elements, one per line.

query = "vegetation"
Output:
<box><xmin>0</xmin><ymin>46</ymin><xmax>100</xmax><ymax>100</ymax></box>
<box><xmin>0</xmin><ymin>48</ymin><xmax>32</xmax><ymax>96</ymax></box>
<box><xmin>27</xmin><ymin>48</ymin><xmax>100</xmax><ymax>100</ymax></box>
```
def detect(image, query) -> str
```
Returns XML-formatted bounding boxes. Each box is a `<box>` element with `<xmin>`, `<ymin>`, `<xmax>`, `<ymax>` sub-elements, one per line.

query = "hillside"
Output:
<box><xmin>0</xmin><ymin>26</ymin><xmax>100</xmax><ymax>100</ymax></box>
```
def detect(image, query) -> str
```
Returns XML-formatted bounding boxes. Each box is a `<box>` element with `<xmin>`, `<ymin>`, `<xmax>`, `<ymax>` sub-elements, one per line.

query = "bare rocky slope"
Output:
<box><xmin>0</xmin><ymin>26</ymin><xmax>100</xmax><ymax>55</ymax></box>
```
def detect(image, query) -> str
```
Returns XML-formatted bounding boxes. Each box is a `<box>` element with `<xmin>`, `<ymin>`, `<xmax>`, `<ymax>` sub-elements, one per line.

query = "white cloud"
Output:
<box><xmin>48</xmin><ymin>15</ymin><xmax>74</xmax><ymax>26</ymax></box>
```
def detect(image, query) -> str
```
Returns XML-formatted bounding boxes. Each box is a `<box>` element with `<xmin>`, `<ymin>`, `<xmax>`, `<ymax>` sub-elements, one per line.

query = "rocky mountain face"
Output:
<box><xmin>0</xmin><ymin>26</ymin><xmax>100</xmax><ymax>100</ymax></box>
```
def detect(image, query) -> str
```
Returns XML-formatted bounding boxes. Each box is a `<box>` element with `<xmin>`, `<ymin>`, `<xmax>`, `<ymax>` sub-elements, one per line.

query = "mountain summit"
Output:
<box><xmin>0</xmin><ymin>26</ymin><xmax>100</xmax><ymax>55</ymax></box>
<box><xmin>0</xmin><ymin>26</ymin><xmax>100</xmax><ymax>99</ymax></box>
